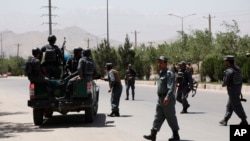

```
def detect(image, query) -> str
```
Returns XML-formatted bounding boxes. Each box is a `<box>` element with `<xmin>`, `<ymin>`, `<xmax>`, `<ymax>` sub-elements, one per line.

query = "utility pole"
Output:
<box><xmin>203</xmin><ymin>14</ymin><xmax>215</xmax><ymax>34</ymax></box>
<box><xmin>131</xmin><ymin>30</ymin><xmax>140</xmax><ymax>48</ymax></box>
<box><xmin>106</xmin><ymin>0</ymin><xmax>110</xmax><ymax>47</ymax></box>
<box><xmin>85</xmin><ymin>38</ymin><xmax>92</xmax><ymax>49</ymax></box>
<box><xmin>148</xmin><ymin>41</ymin><xmax>155</xmax><ymax>47</ymax></box>
<box><xmin>0</xmin><ymin>34</ymin><xmax>2</xmax><ymax>58</ymax></box>
<box><xmin>169</xmin><ymin>13</ymin><xmax>196</xmax><ymax>48</ymax></box>
<box><xmin>42</xmin><ymin>0</ymin><xmax>58</xmax><ymax>35</ymax></box>
<box><xmin>16</xmin><ymin>43</ymin><xmax>22</xmax><ymax>57</ymax></box>
<box><xmin>48</xmin><ymin>0</ymin><xmax>52</xmax><ymax>35</ymax></box>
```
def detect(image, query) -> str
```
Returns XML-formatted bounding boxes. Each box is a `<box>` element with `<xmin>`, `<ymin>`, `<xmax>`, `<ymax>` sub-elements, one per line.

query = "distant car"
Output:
<box><xmin>27</xmin><ymin>78</ymin><xmax>99</xmax><ymax>125</ymax></box>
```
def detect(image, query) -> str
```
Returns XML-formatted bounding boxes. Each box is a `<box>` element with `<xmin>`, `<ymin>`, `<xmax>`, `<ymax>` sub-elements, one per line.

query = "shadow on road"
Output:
<box><xmin>0</xmin><ymin>122</ymin><xmax>52</xmax><ymax>138</ymax></box>
<box><xmin>0</xmin><ymin>111</ymin><xmax>52</xmax><ymax>139</ymax></box>
<box><xmin>119</xmin><ymin>115</ymin><xmax>133</xmax><ymax>117</ymax></box>
<box><xmin>0</xmin><ymin>111</ymin><xmax>28</xmax><ymax>116</ymax></box>
<box><xmin>185</xmin><ymin>112</ymin><xmax>206</xmax><ymax>114</ymax></box>
<box><xmin>40</xmin><ymin>113</ymin><xmax>115</xmax><ymax>128</ymax></box>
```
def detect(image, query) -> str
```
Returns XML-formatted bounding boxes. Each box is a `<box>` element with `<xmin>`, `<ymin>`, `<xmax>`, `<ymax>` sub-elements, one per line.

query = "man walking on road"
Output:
<box><xmin>219</xmin><ymin>55</ymin><xmax>248</xmax><ymax>126</ymax></box>
<box><xmin>125</xmin><ymin>63</ymin><xmax>136</xmax><ymax>100</ymax></box>
<box><xmin>143</xmin><ymin>56</ymin><xmax>180</xmax><ymax>141</ymax></box>
<box><xmin>176</xmin><ymin>61</ymin><xmax>193</xmax><ymax>114</ymax></box>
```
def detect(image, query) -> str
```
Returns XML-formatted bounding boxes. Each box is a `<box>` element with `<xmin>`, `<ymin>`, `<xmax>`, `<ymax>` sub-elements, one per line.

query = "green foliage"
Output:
<box><xmin>117</xmin><ymin>34</ymin><xmax>135</xmax><ymax>78</ymax></box>
<box><xmin>2</xmin><ymin>20</ymin><xmax>250</xmax><ymax>83</ymax></box>
<box><xmin>92</xmin><ymin>39</ymin><xmax>118</xmax><ymax>76</ymax></box>
<box><xmin>200</xmin><ymin>56</ymin><xmax>216</xmax><ymax>82</ymax></box>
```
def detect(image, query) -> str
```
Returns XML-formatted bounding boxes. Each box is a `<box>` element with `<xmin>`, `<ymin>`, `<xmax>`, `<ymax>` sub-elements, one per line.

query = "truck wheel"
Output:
<box><xmin>33</xmin><ymin>109</ymin><xmax>44</xmax><ymax>125</ymax></box>
<box><xmin>45</xmin><ymin>110</ymin><xmax>53</xmax><ymax>118</ymax></box>
<box><xmin>94</xmin><ymin>103</ymin><xmax>98</xmax><ymax>116</ymax></box>
<box><xmin>85</xmin><ymin>107</ymin><xmax>94</xmax><ymax>123</ymax></box>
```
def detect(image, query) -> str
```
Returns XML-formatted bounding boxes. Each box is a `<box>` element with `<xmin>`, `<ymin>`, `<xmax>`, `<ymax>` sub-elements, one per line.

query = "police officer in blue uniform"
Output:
<box><xmin>219</xmin><ymin>55</ymin><xmax>248</xmax><ymax>126</ymax></box>
<box><xmin>103</xmin><ymin>63</ymin><xmax>123</xmax><ymax>117</ymax></box>
<box><xmin>143</xmin><ymin>56</ymin><xmax>180</xmax><ymax>141</ymax></box>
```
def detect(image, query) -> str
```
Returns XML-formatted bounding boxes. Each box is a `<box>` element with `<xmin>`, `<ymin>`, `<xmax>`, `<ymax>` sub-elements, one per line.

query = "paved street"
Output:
<box><xmin>0</xmin><ymin>77</ymin><xmax>250</xmax><ymax>141</ymax></box>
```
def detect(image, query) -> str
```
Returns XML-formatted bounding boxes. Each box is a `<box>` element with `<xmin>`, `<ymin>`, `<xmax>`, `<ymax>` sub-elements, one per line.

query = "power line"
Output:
<box><xmin>203</xmin><ymin>14</ymin><xmax>216</xmax><ymax>33</ymax></box>
<box><xmin>15</xmin><ymin>43</ymin><xmax>22</xmax><ymax>57</ymax></box>
<box><xmin>85</xmin><ymin>38</ymin><xmax>92</xmax><ymax>49</ymax></box>
<box><xmin>41</xmin><ymin>0</ymin><xmax>58</xmax><ymax>35</ymax></box>
<box><xmin>148</xmin><ymin>41</ymin><xmax>155</xmax><ymax>47</ymax></box>
<box><xmin>131</xmin><ymin>30</ymin><xmax>140</xmax><ymax>48</ymax></box>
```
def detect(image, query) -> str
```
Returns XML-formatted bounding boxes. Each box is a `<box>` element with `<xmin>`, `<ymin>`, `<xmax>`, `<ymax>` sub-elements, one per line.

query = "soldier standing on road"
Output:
<box><xmin>176</xmin><ymin>61</ymin><xmax>193</xmax><ymax>114</ymax></box>
<box><xmin>102</xmin><ymin>63</ymin><xmax>123</xmax><ymax>117</ymax></box>
<box><xmin>41</xmin><ymin>35</ymin><xmax>63</xmax><ymax>79</ymax></box>
<box><xmin>219</xmin><ymin>55</ymin><xmax>248</xmax><ymax>126</ymax></box>
<box><xmin>143</xmin><ymin>56</ymin><xmax>180</xmax><ymax>141</ymax></box>
<box><xmin>125</xmin><ymin>63</ymin><xmax>137</xmax><ymax>100</ymax></box>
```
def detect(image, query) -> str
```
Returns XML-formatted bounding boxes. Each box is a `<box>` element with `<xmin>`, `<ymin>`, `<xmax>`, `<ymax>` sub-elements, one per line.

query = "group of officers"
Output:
<box><xmin>143</xmin><ymin>55</ymin><xmax>248</xmax><ymax>141</ymax></box>
<box><xmin>25</xmin><ymin>34</ymin><xmax>127</xmax><ymax>118</ymax></box>
<box><xmin>26</xmin><ymin>35</ymin><xmax>248</xmax><ymax>141</ymax></box>
<box><xmin>26</xmin><ymin>34</ymin><xmax>98</xmax><ymax>100</ymax></box>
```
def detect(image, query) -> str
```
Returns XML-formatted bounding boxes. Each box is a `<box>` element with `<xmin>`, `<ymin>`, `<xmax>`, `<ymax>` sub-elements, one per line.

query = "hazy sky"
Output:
<box><xmin>1</xmin><ymin>0</ymin><xmax>250</xmax><ymax>42</ymax></box>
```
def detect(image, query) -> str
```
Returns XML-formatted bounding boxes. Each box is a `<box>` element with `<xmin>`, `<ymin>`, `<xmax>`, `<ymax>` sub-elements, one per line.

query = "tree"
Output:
<box><xmin>117</xmin><ymin>34</ymin><xmax>135</xmax><ymax>78</ymax></box>
<box><xmin>186</xmin><ymin>29</ymin><xmax>214</xmax><ymax>72</ymax></box>
<box><xmin>215</xmin><ymin>20</ymin><xmax>241</xmax><ymax>55</ymax></box>
<box><xmin>92</xmin><ymin>39</ymin><xmax>118</xmax><ymax>76</ymax></box>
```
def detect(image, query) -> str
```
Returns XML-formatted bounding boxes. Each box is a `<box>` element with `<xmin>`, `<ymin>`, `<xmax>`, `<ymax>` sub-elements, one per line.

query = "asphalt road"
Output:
<box><xmin>0</xmin><ymin>77</ymin><xmax>250</xmax><ymax>141</ymax></box>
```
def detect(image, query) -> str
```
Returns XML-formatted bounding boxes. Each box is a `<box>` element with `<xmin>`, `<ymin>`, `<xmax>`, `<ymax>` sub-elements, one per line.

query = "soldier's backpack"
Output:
<box><xmin>81</xmin><ymin>57</ymin><xmax>94</xmax><ymax>76</ymax></box>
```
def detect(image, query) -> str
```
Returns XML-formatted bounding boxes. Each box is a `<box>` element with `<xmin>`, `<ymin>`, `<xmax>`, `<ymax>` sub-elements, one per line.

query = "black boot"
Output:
<box><xmin>108</xmin><ymin>111</ymin><xmax>120</xmax><ymax>117</ymax></box>
<box><xmin>219</xmin><ymin>119</ymin><xmax>228</xmax><ymax>126</ymax></box>
<box><xmin>115</xmin><ymin>111</ymin><xmax>120</xmax><ymax>117</ymax></box>
<box><xmin>169</xmin><ymin>130</ymin><xmax>180</xmax><ymax>141</ymax></box>
<box><xmin>181</xmin><ymin>104</ymin><xmax>190</xmax><ymax>114</ymax></box>
<box><xmin>143</xmin><ymin>129</ymin><xmax>157</xmax><ymax>141</ymax></box>
<box><xmin>240</xmin><ymin>119</ymin><xmax>248</xmax><ymax>125</ymax></box>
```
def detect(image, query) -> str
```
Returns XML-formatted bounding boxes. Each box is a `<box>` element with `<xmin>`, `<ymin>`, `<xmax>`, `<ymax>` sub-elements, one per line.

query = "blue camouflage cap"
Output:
<box><xmin>224</xmin><ymin>55</ymin><xmax>234</xmax><ymax>61</ymax></box>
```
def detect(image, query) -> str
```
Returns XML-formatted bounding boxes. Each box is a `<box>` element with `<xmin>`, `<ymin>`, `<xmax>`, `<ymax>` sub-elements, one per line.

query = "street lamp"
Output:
<box><xmin>0</xmin><ymin>33</ymin><xmax>2</xmax><ymax>58</ymax></box>
<box><xmin>168</xmin><ymin>13</ymin><xmax>196</xmax><ymax>46</ymax></box>
<box><xmin>107</xmin><ymin>0</ymin><xmax>109</xmax><ymax>47</ymax></box>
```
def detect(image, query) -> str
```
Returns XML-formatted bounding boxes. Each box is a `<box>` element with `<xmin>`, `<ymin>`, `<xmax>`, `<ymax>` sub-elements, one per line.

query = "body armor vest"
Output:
<box><xmin>81</xmin><ymin>57</ymin><xmax>94</xmax><ymax>76</ymax></box>
<box><xmin>44</xmin><ymin>45</ymin><xmax>57</xmax><ymax>62</ymax></box>
<box><xmin>230</xmin><ymin>66</ymin><xmax>242</xmax><ymax>85</ymax></box>
<box><xmin>111</xmin><ymin>69</ymin><xmax>121</xmax><ymax>83</ymax></box>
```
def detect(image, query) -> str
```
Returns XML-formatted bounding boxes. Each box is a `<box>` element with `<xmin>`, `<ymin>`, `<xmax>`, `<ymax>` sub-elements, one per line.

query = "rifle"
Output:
<box><xmin>191</xmin><ymin>79</ymin><xmax>199</xmax><ymax>97</ymax></box>
<box><xmin>240</xmin><ymin>93</ymin><xmax>247</xmax><ymax>102</ymax></box>
<box><xmin>61</xmin><ymin>37</ymin><xmax>66</xmax><ymax>77</ymax></box>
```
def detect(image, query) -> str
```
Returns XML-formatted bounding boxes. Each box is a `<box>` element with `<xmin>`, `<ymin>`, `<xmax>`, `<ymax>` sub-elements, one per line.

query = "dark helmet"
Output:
<box><xmin>73</xmin><ymin>47</ymin><xmax>83</xmax><ymax>55</ymax></box>
<box><xmin>48</xmin><ymin>35</ymin><xmax>57</xmax><ymax>42</ymax></box>
<box><xmin>32</xmin><ymin>47</ymin><xmax>41</xmax><ymax>56</ymax></box>
<box><xmin>83</xmin><ymin>49</ymin><xmax>91</xmax><ymax>57</ymax></box>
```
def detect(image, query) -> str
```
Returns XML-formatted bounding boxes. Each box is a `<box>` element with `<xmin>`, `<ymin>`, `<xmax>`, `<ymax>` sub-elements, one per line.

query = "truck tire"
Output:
<box><xmin>44</xmin><ymin>109</ymin><xmax>53</xmax><ymax>118</ymax></box>
<box><xmin>85</xmin><ymin>107</ymin><xmax>94</xmax><ymax>123</ymax></box>
<box><xmin>33</xmin><ymin>109</ymin><xmax>44</xmax><ymax>125</ymax></box>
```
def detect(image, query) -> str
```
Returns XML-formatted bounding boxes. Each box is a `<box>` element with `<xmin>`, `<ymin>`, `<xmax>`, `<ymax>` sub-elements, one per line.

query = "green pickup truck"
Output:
<box><xmin>27</xmin><ymin>79</ymin><xmax>99</xmax><ymax>125</ymax></box>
